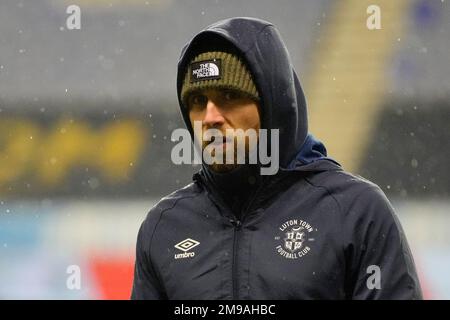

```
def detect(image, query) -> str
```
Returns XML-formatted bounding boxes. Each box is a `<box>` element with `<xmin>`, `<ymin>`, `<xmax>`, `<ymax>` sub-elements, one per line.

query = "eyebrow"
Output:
<box><xmin>188</xmin><ymin>89</ymin><xmax>203</xmax><ymax>96</ymax></box>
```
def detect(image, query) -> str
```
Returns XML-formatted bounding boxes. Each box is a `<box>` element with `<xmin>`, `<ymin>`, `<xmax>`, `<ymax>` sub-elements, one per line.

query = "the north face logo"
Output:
<box><xmin>191</xmin><ymin>59</ymin><xmax>221</xmax><ymax>82</ymax></box>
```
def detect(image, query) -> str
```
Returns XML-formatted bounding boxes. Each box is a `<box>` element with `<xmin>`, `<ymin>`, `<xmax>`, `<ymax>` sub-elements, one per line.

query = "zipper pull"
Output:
<box><xmin>230</xmin><ymin>218</ymin><xmax>242</xmax><ymax>228</ymax></box>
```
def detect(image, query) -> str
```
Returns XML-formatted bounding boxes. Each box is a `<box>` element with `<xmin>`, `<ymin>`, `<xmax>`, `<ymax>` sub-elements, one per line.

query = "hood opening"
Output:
<box><xmin>176</xmin><ymin>17</ymin><xmax>340</xmax><ymax>174</ymax></box>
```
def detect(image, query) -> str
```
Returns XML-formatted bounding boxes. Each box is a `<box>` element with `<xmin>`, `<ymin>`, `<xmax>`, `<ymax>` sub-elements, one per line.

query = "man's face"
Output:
<box><xmin>187</xmin><ymin>88</ymin><xmax>261</xmax><ymax>172</ymax></box>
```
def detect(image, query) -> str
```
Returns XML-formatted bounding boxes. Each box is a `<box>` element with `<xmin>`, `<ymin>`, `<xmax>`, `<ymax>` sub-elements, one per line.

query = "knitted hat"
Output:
<box><xmin>180</xmin><ymin>51</ymin><xmax>259</xmax><ymax>107</ymax></box>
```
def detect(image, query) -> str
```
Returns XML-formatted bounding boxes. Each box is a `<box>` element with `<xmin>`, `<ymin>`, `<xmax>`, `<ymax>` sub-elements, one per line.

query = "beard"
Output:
<box><xmin>201</xmin><ymin>133</ymin><xmax>257</xmax><ymax>173</ymax></box>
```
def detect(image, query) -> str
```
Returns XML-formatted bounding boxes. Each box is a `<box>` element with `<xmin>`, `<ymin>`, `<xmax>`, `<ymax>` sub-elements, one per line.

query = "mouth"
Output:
<box><xmin>206</xmin><ymin>136</ymin><xmax>232</xmax><ymax>147</ymax></box>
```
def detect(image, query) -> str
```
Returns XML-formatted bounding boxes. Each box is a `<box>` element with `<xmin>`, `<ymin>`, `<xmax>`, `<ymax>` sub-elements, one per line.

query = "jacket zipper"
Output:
<box><xmin>230</xmin><ymin>183</ymin><xmax>266</xmax><ymax>300</ymax></box>
<box><xmin>231</xmin><ymin>218</ymin><xmax>242</xmax><ymax>299</ymax></box>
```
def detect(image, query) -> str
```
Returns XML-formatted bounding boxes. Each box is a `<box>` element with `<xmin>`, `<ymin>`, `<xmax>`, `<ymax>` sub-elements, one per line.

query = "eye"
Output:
<box><xmin>188</xmin><ymin>94</ymin><xmax>207</xmax><ymax>109</ymax></box>
<box><xmin>223</xmin><ymin>90</ymin><xmax>241</xmax><ymax>101</ymax></box>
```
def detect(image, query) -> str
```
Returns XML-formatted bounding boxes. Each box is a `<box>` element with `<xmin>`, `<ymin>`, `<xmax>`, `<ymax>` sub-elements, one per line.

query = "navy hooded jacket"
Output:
<box><xmin>131</xmin><ymin>17</ymin><xmax>423</xmax><ymax>300</ymax></box>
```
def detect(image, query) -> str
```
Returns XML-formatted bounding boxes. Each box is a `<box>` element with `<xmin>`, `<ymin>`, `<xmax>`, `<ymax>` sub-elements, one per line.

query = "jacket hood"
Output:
<box><xmin>176</xmin><ymin>17</ymin><xmax>339</xmax><ymax>172</ymax></box>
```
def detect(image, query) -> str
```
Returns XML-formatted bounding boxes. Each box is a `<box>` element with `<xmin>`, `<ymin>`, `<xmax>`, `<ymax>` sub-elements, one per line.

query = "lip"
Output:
<box><xmin>208</xmin><ymin>141</ymin><xmax>228</xmax><ymax>148</ymax></box>
<box><xmin>207</xmin><ymin>136</ymin><xmax>232</xmax><ymax>147</ymax></box>
<box><xmin>208</xmin><ymin>137</ymin><xmax>231</xmax><ymax>148</ymax></box>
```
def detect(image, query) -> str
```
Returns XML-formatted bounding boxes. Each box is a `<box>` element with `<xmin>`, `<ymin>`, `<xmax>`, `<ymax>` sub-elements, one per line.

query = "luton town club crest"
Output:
<box><xmin>275</xmin><ymin>219</ymin><xmax>316</xmax><ymax>259</ymax></box>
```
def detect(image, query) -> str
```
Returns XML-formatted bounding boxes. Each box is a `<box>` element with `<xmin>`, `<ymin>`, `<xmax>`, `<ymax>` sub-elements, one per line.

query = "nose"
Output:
<box><xmin>203</xmin><ymin>99</ymin><xmax>225</xmax><ymax>128</ymax></box>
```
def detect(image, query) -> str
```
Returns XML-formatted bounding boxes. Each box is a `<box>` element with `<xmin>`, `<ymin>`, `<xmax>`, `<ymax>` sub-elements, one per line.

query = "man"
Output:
<box><xmin>131</xmin><ymin>17</ymin><xmax>422</xmax><ymax>299</ymax></box>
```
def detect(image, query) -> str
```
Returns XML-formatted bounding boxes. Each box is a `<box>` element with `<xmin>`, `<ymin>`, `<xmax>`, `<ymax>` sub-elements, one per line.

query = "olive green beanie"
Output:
<box><xmin>180</xmin><ymin>51</ymin><xmax>259</xmax><ymax>107</ymax></box>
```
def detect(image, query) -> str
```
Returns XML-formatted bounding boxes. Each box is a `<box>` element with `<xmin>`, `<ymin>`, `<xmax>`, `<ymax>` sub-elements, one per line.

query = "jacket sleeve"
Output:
<box><xmin>130</xmin><ymin>213</ymin><xmax>166</xmax><ymax>300</ymax></box>
<box><xmin>343</xmin><ymin>185</ymin><xmax>423</xmax><ymax>300</ymax></box>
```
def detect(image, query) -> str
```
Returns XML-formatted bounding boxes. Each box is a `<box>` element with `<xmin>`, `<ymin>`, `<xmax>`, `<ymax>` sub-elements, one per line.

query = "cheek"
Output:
<box><xmin>252</xmin><ymin>110</ymin><xmax>261</xmax><ymax>129</ymax></box>
<box><xmin>240</xmin><ymin>105</ymin><xmax>260</xmax><ymax>130</ymax></box>
<box><xmin>189</xmin><ymin>111</ymin><xmax>204</xmax><ymax>127</ymax></box>
<box><xmin>189</xmin><ymin>112</ymin><xmax>203</xmax><ymax>141</ymax></box>
<box><xmin>188</xmin><ymin>111</ymin><xmax>197</xmax><ymax>124</ymax></box>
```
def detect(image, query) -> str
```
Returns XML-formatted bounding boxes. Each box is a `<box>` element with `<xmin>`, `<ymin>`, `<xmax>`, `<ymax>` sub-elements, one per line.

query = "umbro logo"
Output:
<box><xmin>174</xmin><ymin>238</ymin><xmax>200</xmax><ymax>259</ymax></box>
<box><xmin>190</xmin><ymin>59</ymin><xmax>221</xmax><ymax>82</ymax></box>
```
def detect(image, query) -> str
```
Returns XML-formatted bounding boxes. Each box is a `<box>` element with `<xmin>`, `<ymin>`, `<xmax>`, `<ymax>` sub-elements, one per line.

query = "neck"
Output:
<box><xmin>202</xmin><ymin>163</ymin><xmax>263</xmax><ymax>217</ymax></box>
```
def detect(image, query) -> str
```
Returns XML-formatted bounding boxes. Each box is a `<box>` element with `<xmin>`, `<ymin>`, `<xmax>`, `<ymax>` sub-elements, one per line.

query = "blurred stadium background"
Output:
<box><xmin>0</xmin><ymin>0</ymin><xmax>449</xmax><ymax>299</ymax></box>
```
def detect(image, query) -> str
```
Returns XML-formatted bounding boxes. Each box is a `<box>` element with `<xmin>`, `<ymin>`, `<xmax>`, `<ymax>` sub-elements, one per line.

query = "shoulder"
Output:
<box><xmin>304</xmin><ymin>168</ymin><xmax>396</xmax><ymax>223</ymax></box>
<box><xmin>304</xmin><ymin>168</ymin><xmax>408</xmax><ymax>255</ymax></box>
<box><xmin>305</xmin><ymin>167</ymin><xmax>379</xmax><ymax>197</ymax></box>
<box><xmin>138</xmin><ymin>182</ymin><xmax>203</xmax><ymax>242</ymax></box>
